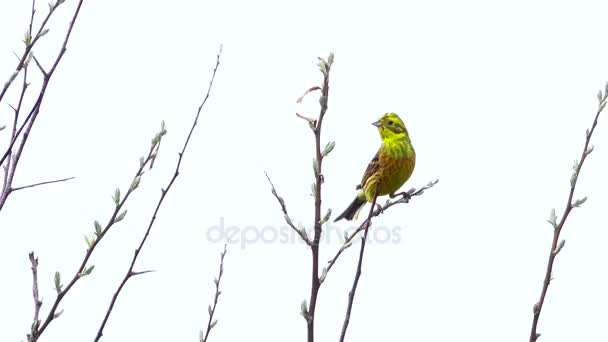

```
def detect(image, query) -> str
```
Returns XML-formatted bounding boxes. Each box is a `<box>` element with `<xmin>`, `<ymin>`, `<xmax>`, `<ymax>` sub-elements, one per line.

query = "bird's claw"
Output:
<box><xmin>375</xmin><ymin>203</ymin><xmax>384</xmax><ymax>214</ymax></box>
<box><xmin>393</xmin><ymin>191</ymin><xmax>412</xmax><ymax>202</ymax></box>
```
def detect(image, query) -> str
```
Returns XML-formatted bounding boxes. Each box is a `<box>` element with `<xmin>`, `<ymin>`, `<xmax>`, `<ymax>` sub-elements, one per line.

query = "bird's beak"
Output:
<box><xmin>372</xmin><ymin>120</ymin><xmax>382</xmax><ymax>127</ymax></box>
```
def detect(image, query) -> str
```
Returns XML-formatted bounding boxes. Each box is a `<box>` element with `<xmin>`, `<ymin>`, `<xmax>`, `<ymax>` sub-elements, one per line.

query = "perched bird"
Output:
<box><xmin>334</xmin><ymin>112</ymin><xmax>416</xmax><ymax>222</ymax></box>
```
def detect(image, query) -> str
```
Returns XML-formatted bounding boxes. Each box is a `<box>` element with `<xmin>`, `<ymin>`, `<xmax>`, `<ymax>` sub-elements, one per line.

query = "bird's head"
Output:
<box><xmin>372</xmin><ymin>112</ymin><xmax>409</xmax><ymax>141</ymax></box>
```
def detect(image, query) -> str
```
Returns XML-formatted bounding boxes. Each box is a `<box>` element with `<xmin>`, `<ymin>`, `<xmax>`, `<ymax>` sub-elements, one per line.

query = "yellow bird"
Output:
<box><xmin>334</xmin><ymin>112</ymin><xmax>416</xmax><ymax>221</ymax></box>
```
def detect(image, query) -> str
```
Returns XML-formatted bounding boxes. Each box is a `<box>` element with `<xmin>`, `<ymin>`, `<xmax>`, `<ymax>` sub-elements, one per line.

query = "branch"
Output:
<box><xmin>338</xmin><ymin>184</ymin><xmax>380</xmax><ymax>342</ymax></box>
<box><xmin>0</xmin><ymin>0</ymin><xmax>58</xmax><ymax>104</ymax></box>
<box><xmin>11</xmin><ymin>176</ymin><xmax>74</xmax><ymax>192</ymax></box>
<box><xmin>325</xmin><ymin>179</ymin><xmax>439</xmax><ymax>276</ymax></box>
<box><xmin>93</xmin><ymin>46</ymin><xmax>222</xmax><ymax>341</ymax></box>
<box><xmin>0</xmin><ymin>0</ymin><xmax>87</xmax><ymax>212</ymax></box>
<box><xmin>265</xmin><ymin>172</ymin><xmax>311</xmax><ymax>246</ymax></box>
<box><xmin>27</xmin><ymin>123</ymin><xmax>167</xmax><ymax>342</ymax></box>
<box><xmin>528</xmin><ymin>83</ymin><xmax>607</xmax><ymax>342</ymax></box>
<box><xmin>200</xmin><ymin>244</ymin><xmax>228</xmax><ymax>342</ymax></box>
<box><xmin>290</xmin><ymin>53</ymin><xmax>334</xmax><ymax>342</ymax></box>
<box><xmin>2</xmin><ymin>8</ymin><xmax>33</xmax><ymax>206</ymax></box>
<box><xmin>26</xmin><ymin>252</ymin><xmax>42</xmax><ymax>342</ymax></box>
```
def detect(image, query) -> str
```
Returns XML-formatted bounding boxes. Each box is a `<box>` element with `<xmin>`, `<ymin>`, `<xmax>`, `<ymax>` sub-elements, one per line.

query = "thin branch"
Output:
<box><xmin>528</xmin><ymin>84</ymin><xmax>607</xmax><ymax>342</ymax></box>
<box><xmin>339</xmin><ymin>183</ymin><xmax>380</xmax><ymax>342</ymax></box>
<box><xmin>93</xmin><ymin>46</ymin><xmax>222</xmax><ymax>342</ymax></box>
<box><xmin>200</xmin><ymin>244</ymin><xmax>228</xmax><ymax>342</ymax></box>
<box><xmin>0</xmin><ymin>0</ymin><xmax>57</xmax><ymax>104</ymax></box>
<box><xmin>11</xmin><ymin>176</ymin><xmax>74</xmax><ymax>192</ymax></box>
<box><xmin>304</xmin><ymin>53</ymin><xmax>333</xmax><ymax>342</ymax></box>
<box><xmin>325</xmin><ymin>179</ymin><xmax>439</xmax><ymax>275</ymax></box>
<box><xmin>31</xmin><ymin>55</ymin><xmax>48</xmax><ymax>78</ymax></box>
<box><xmin>28</xmin><ymin>124</ymin><xmax>166</xmax><ymax>342</ymax></box>
<box><xmin>130</xmin><ymin>270</ymin><xmax>155</xmax><ymax>277</ymax></box>
<box><xmin>2</xmin><ymin>27</ymin><xmax>31</xmax><ymax>204</ymax></box>
<box><xmin>265</xmin><ymin>172</ymin><xmax>311</xmax><ymax>246</ymax></box>
<box><xmin>0</xmin><ymin>0</ymin><xmax>86</xmax><ymax>212</ymax></box>
<box><xmin>26</xmin><ymin>252</ymin><xmax>42</xmax><ymax>342</ymax></box>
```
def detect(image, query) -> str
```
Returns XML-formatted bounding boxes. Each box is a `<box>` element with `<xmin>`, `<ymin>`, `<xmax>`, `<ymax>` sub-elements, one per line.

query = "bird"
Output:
<box><xmin>334</xmin><ymin>112</ymin><xmax>416</xmax><ymax>222</ymax></box>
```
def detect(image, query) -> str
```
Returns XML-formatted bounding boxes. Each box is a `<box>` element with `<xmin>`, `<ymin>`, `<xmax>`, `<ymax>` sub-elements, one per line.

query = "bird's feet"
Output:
<box><xmin>374</xmin><ymin>203</ymin><xmax>384</xmax><ymax>215</ymax></box>
<box><xmin>391</xmin><ymin>191</ymin><xmax>412</xmax><ymax>202</ymax></box>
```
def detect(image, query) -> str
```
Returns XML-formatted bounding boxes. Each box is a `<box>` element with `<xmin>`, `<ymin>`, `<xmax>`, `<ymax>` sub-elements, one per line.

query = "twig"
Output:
<box><xmin>301</xmin><ymin>53</ymin><xmax>333</xmax><ymax>342</ymax></box>
<box><xmin>0</xmin><ymin>0</ymin><xmax>57</xmax><ymax>104</ymax></box>
<box><xmin>93</xmin><ymin>46</ymin><xmax>222</xmax><ymax>341</ymax></box>
<box><xmin>2</xmin><ymin>6</ymin><xmax>33</xmax><ymax>206</ymax></box>
<box><xmin>265</xmin><ymin>172</ymin><xmax>311</xmax><ymax>246</ymax></box>
<box><xmin>26</xmin><ymin>252</ymin><xmax>42</xmax><ymax>342</ymax></box>
<box><xmin>339</xmin><ymin>184</ymin><xmax>380</xmax><ymax>342</ymax></box>
<box><xmin>11</xmin><ymin>176</ymin><xmax>74</xmax><ymax>192</ymax></box>
<box><xmin>0</xmin><ymin>0</ymin><xmax>86</xmax><ymax>212</ymax></box>
<box><xmin>28</xmin><ymin>123</ymin><xmax>167</xmax><ymax>342</ymax></box>
<box><xmin>325</xmin><ymin>180</ymin><xmax>439</xmax><ymax>275</ymax></box>
<box><xmin>31</xmin><ymin>55</ymin><xmax>48</xmax><ymax>77</ymax></box>
<box><xmin>528</xmin><ymin>84</ymin><xmax>607</xmax><ymax>342</ymax></box>
<box><xmin>200</xmin><ymin>244</ymin><xmax>228</xmax><ymax>342</ymax></box>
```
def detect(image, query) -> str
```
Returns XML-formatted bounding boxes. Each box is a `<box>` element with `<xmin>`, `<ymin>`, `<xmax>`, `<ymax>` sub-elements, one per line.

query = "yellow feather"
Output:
<box><xmin>335</xmin><ymin>112</ymin><xmax>416</xmax><ymax>222</ymax></box>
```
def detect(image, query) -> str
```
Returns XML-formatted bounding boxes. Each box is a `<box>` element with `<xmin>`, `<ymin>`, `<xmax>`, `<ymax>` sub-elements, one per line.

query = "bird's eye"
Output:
<box><xmin>386</xmin><ymin>120</ymin><xmax>393</xmax><ymax>125</ymax></box>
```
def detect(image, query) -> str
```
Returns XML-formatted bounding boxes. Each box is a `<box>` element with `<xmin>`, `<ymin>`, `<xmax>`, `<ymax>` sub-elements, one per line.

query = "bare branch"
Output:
<box><xmin>31</xmin><ymin>55</ymin><xmax>48</xmax><ymax>78</ymax></box>
<box><xmin>305</xmin><ymin>53</ymin><xmax>333</xmax><ymax>342</ymax></box>
<box><xmin>11</xmin><ymin>176</ymin><xmax>74</xmax><ymax>192</ymax></box>
<box><xmin>0</xmin><ymin>0</ymin><xmax>87</xmax><ymax>212</ymax></box>
<box><xmin>339</xmin><ymin>183</ymin><xmax>380</xmax><ymax>342</ymax></box>
<box><xmin>200</xmin><ymin>244</ymin><xmax>228</xmax><ymax>342</ymax></box>
<box><xmin>26</xmin><ymin>252</ymin><xmax>42</xmax><ymax>342</ymax></box>
<box><xmin>0</xmin><ymin>0</ymin><xmax>58</xmax><ymax>104</ymax></box>
<box><xmin>93</xmin><ymin>46</ymin><xmax>222</xmax><ymax>342</ymax></box>
<box><xmin>265</xmin><ymin>172</ymin><xmax>311</xmax><ymax>245</ymax></box>
<box><xmin>130</xmin><ymin>270</ymin><xmax>155</xmax><ymax>277</ymax></box>
<box><xmin>2</xmin><ymin>43</ymin><xmax>31</xmax><ymax>205</ymax></box>
<box><xmin>528</xmin><ymin>84</ymin><xmax>607</xmax><ymax>342</ymax></box>
<box><xmin>28</xmin><ymin>123</ymin><xmax>167</xmax><ymax>342</ymax></box>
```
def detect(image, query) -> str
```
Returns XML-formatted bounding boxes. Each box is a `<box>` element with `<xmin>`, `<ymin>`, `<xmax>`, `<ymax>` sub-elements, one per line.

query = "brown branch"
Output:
<box><xmin>26</xmin><ymin>252</ymin><xmax>42</xmax><ymax>342</ymax></box>
<box><xmin>28</xmin><ymin>125</ymin><xmax>166</xmax><ymax>342</ymax></box>
<box><xmin>528</xmin><ymin>84</ymin><xmax>606</xmax><ymax>342</ymax></box>
<box><xmin>200</xmin><ymin>244</ymin><xmax>228</xmax><ymax>342</ymax></box>
<box><xmin>300</xmin><ymin>53</ymin><xmax>333</xmax><ymax>342</ymax></box>
<box><xmin>2</xmin><ymin>10</ymin><xmax>33</xmax><ymax>205</ymax></box>
<box><xmin>265</xmin><ymin>172</ymin><xmax>311</xmax><ymax>246</ymax></box>
<box><xmin>0</xmin><ymin>0</ymin><xmax>86</xmax><ymax>212</ymax></box>
<box><xmin>0</xmin><ymin>0</ymin><xmax>57</xmax><ymax>104</ymax></box>
<box><xmin>93</xmin><ymin>46</ymin><xmax>222</xmax><ymax>342</ymax></box>
<box><xmin>338</xmin><ymin>184</ymin><xmax>380</xmax><ymax>342</ymax></box>
<box><xmin>325</xmin><ymin>179</ymin><xmax>439</xmax><ymax>276</ymax></box>
<box><xmin>11</xmin><ymin>176</ymin><xmax>74</xmax><ymax>192</ymax></box>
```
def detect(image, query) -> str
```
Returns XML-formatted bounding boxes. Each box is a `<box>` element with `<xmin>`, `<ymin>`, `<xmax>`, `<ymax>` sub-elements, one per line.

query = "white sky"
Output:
<box><xmin>1</xmin><ymin>0</ymin><xmax>607</xmax><ymax>341</ymax></box>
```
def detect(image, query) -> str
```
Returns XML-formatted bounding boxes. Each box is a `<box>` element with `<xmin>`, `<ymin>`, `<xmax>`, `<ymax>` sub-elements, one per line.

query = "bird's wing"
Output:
<box><xmin>356</xmin><ymin>148</ymin><xmax>381</xmax><ymax>190</ymax></box>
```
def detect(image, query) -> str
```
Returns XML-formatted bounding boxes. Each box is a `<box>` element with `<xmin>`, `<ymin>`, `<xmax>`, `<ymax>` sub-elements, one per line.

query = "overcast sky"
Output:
<box><xmin>1</xmin><ymin>0</ymin><xmax>607</xmax><ymax>341</ymax></box>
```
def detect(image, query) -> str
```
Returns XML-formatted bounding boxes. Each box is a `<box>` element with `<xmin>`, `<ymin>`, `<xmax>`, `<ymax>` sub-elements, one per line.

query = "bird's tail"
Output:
<box><xmin>334</xmin><ymin>193</ymin><xmax>367</xmax><ymax>222</ymax></box>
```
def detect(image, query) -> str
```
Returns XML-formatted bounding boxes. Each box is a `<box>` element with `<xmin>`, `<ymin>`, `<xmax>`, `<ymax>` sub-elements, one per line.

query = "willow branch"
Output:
<box><xmin>94</xmin><ymin>46</ymin><xmax>222</xmax><ymax>341</ymax></box>
<box><xmin>0</xmin><ymin>0</ymin><xmax>86</xmax><ymax>212</ymax></box>
<box><xmin>290</xmin><ymin>54</ymin><xmax>334</xmax><ymax>342</ymax></box>
<box><xmin>528</xmin><ymin>84</ymin><xmax>606</xmax><ymax>342</ymax></box>
<box><xmin>338</xmin><ymin>184</ymin><xmax>380</xmax><ymax>342</ymax></box>
<box><xmin>11</xmin><ymin>176</ymin><xmax>74</xmax><ymax>192</ymax></box>
<box><xmin>26</xmin><ymin>252</ymin><xmax>42</xmax><ymax>342</ymax></box>
<box><xmin>0</xmin><ymin>0</ymin><xmax>58</xmax><ymax>104</ymax></box>
<box><xmin>200</xmin><ymin>244</ymin><xmax>228</xmax><ymax>342</ymax></box>
<box><xmin>27</xmin><ymin>124</ymin><xmax>166</xmax><ymax>342</ymax></box>
<box><xmin>325</xmin><ymin>179</ymin><xmax>439</xmax><ymax>275</ymax></box>
<box><xmin>265</xmin><ymin>172</ymin><xmax>311</xmax><ymax>246</ymax></box>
